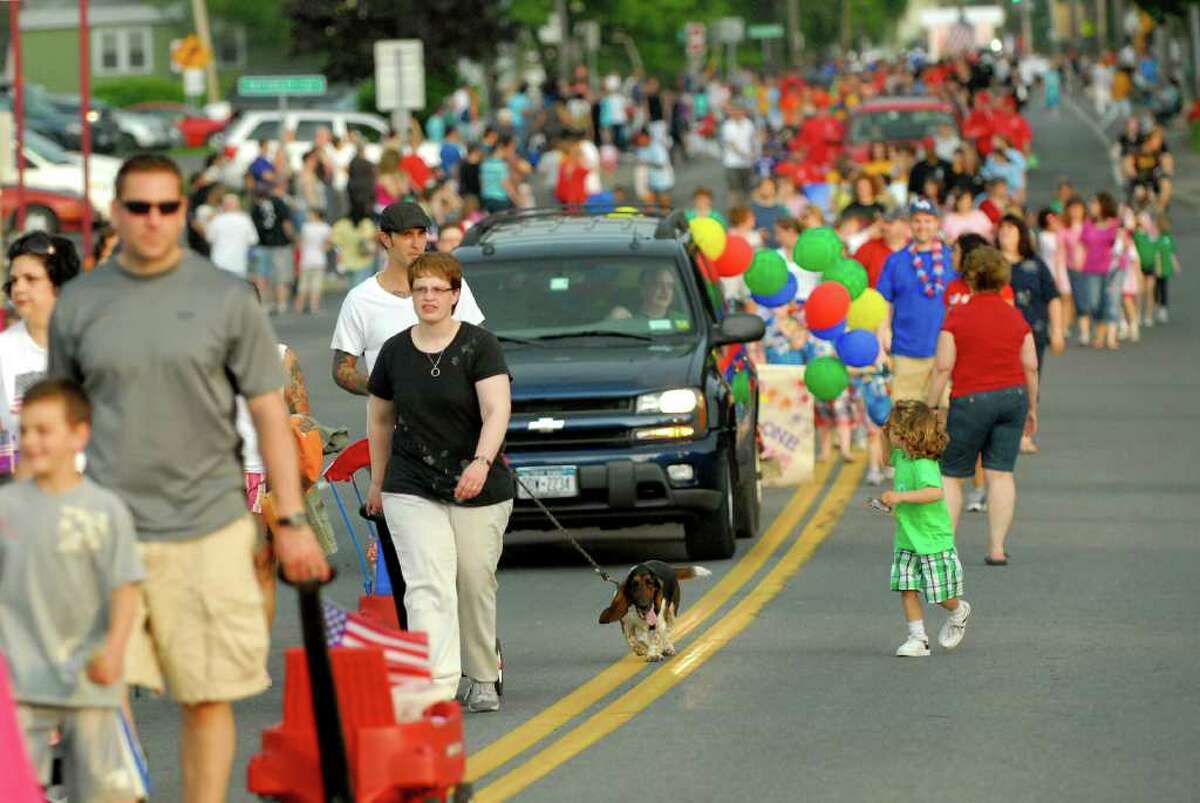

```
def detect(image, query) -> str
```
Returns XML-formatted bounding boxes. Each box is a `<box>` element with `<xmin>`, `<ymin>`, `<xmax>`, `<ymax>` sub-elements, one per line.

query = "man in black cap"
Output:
<box><xmin>330</xmin><ymin>201</ymin><xmax>485</xmax><ymax>395</ymax></box>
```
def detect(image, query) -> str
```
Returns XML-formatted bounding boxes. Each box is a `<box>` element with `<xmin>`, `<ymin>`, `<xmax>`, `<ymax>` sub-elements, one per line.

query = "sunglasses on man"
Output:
<box><xmin>121</xmin><ymin>199</ymin><xmax>183</xmax><ymax>216</ymax></box>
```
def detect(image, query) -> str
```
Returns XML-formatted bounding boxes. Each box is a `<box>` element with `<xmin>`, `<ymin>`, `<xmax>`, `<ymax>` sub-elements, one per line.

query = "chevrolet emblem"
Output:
<box><xmin>528</xmin><ymin>417</ymin><xmax>566</xmax><ymax>433</ymax></box>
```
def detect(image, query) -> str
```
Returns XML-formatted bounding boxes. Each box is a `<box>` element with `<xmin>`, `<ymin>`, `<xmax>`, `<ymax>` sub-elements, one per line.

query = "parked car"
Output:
<box><xmin>127</xmin><ymin>101</ymin><xmax>229</xmax><ymax>147</ymax></box>
<box><xmin>39</xmin><ymin>89</ymin><xmax>123</xmax><ymax>154</ymax></box>
<box><xmin>16</xmin><ymin>129</ymin><xmax>121</xmax><ymax>213</ymax></box>
<box><xmin>844</xmin><ymin>96</ymin><xmax>960</xmax><ymax>161</ymax></box>
<box><xmin>0</xmin><ymin>88</ymin><xmax>84</xmax><ymax>151</ymax></box>
<box><xmin>1</xmin><ymin>185</ymin><xmax>93</xmax><ymax>234</ymax></box>
<box><xmin>216</xmin><ymin>110</ymin><xmax>389</xmax><ymax>186</ymax></box>
<box><xmin>109</xmin><ymin>106</ymin><xmax>181</xmax><ymax>150</ymax></box>
<box><xmin>457</xmin><ymin>210</ymin><xmax>766</xmax><ymax>560</ymax></box>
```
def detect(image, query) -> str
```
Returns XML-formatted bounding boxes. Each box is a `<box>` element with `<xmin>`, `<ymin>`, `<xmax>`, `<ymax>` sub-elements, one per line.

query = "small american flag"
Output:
<box><xmin>322</xmin><ymin>601</ymin><xmax>432</xmax><ymax>685</ymax></box>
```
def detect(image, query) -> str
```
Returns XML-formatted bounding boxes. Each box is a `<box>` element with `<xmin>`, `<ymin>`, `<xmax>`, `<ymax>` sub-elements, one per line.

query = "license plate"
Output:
<box><xmin>515</xmin><ymin>466</ymin><xmax>578</xmax><ymax>499</ymax></box>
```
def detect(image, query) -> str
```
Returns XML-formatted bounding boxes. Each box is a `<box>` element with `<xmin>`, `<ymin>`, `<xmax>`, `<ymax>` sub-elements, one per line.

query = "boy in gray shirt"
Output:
<box><xmin>0</xmin><ymin>379</ymin><xmax>146</xmax><ymax>801</ymax></box>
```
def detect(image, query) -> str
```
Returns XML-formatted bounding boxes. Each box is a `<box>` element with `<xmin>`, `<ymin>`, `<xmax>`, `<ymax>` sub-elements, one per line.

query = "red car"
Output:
<box><xmin>844</xmin><ymin>96</ymin><xmax>960</xmax><ymax>162</ymax></box>
<box><xmin>2</xmin><ymin>185</ymin><xmax>93</xmax><ymax>234</ymax></box>
<box><xmin>126</xmin><ymin>102</ymin><xmax>229</xmax><ymax>148</ymax></box>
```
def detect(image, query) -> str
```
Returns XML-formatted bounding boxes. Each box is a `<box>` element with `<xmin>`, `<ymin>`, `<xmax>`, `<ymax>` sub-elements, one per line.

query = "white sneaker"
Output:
<box><xmin>1077</xmin><ymin>332</ymin><xmax>1090</xmax><ymax>347</ymax></box>
<box><xmin>1130</xmin><ymin>322</ymin><xmax>1140</xmax><ymax>343</ymax></box>
<box><xmin>866</xmin><ymin>467</ymin><xmax>885</xmax><ymax>486</ymax></box>
<box><xmin>895</xmin><ymin>635</ymin><xmax>931</xmax><ymax>657</ymax></box>
<box><xmin>938</xmin><ymin>601</ymin><xmax>972</xmax><ymax>650</ymax></box>
<box><xmin>1142</xmin><ymin>315</ymin><xmax>1154</xmax><ymax>328</ymax></box>
<box><xmin>965</xmin><ymin>488</ymin><xmax>987</xmax><ymax>513</ymax></box>
<box><xmin>1156</xmin><ymin>307</ymin><xmax>1169</xmax><ymax>324</ymax></box>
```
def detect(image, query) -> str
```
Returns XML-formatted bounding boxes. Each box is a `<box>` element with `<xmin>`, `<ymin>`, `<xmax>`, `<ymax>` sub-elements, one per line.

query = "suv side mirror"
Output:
<box><xmin>712</xmin><ymin>313</ymin><xmax>765</xmax><ymax>346</ymax></box>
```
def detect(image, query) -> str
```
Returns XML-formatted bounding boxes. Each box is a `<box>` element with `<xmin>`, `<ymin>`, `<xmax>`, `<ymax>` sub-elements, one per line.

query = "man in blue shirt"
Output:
<box><xmin>877</xmin><ymin>198</ymin><xmax>958</xmax><ymax>402</ymax></box>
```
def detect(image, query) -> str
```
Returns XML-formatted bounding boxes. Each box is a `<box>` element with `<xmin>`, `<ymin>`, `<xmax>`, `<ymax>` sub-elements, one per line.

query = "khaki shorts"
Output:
<box><xmin>891</xmin><ymin>355</ymin><xmax>951</xmax><ymax>406</ymax></box>
<box><xmin>126</xmin><ymin>516</ymin><xmax>270</xmax><ymax>703</ymax></box>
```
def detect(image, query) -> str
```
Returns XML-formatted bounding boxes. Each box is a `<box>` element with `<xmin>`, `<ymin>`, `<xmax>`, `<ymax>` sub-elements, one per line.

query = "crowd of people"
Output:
<box><xmin>0</xmin><ymin>38</ymin><xmax>1190</xmax><ymax>800</ymax></box>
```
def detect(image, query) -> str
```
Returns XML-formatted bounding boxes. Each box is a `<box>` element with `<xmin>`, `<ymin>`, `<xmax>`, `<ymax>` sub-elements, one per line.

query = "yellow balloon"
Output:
<box><xmin>847</xmin><ymin>288</ymin><xmax>887</xmax><ymax>331</ymax></box>
<box><xmin>689</xmin><ymin>217</ymin><xmax>727</xmax><ymax>261</ymax></box>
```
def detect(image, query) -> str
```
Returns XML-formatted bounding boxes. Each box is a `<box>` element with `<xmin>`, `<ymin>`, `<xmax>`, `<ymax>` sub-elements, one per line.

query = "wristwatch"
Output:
<box><xmin>275</xmin><ymin>512</ymin><xmax>309</xmax><ymax>528</ymax></box>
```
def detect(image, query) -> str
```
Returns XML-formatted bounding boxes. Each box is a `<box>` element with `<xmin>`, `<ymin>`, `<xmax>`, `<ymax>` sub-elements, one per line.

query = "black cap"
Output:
<box><xmin>379</xmin><ymin>201</ymin><xmax>432</xmax><ymax>233</ymax></box>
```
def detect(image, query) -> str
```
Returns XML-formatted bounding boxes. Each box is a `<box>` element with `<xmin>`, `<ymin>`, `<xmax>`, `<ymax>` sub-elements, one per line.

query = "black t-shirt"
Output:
<box><xmin>460</xmin><ymin>161</ymin><xmax>482</xmax><ymax>197</ymax></box>
<box><xmin>251</xmin><ymin>196</ymin><xmax>292</xmax><ymax>247</ymax></box>
<box><xmin>908</xmin><ymin>157</ymin><xmax>951</xmax><ymax>197</ymax></box>
<box><xmin>841</xmin><ymin>201</ymin><xmax>886</xmax><ymax>225</ymax></box>
<box><xmin>647</xmin><ymin>92</ymin><xmax>664</xmax><ymax>122</ymax></box>
<box><xmin>1010</xmin><ymin>256</ymin><xmax>1059</xmax><ymax>342</ymax></box>
<box><xmin>367</xmin><ymin>323</ymin><xmax>515</xmax><ymax>506</ymax></box>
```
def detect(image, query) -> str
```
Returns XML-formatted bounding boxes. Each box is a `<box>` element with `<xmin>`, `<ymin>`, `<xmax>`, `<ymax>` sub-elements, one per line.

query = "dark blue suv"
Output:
<box><xmin>457</xmin><ymin>210</ymin><xmax>765</xmax><ymax>560</ymax></box>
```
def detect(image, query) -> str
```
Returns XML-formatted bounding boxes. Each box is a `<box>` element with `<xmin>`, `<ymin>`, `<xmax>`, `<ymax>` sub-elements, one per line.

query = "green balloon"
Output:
<box><xmin>793</xmin><ymin>227</ymin><xmax>843</xmax><ymax>273</ymax></box>
<box><xmin>731</xmin><ymin>370</ymin><xmax>752</xmax><ymax>405</ymax></box>
<box><xmin>826</xmin><ymin>258</ymin><xmax>869</xmax><ymax>299</ymax></box>
<box><xmin>705</xmin><ymin>280</ymin><xmax>723</xmax><ymax>311</ymax></box>
<box><xmin>744</xmin><ymin>249</ymin><xmax>790</xmax><ymax>296</ymax></box>
<box><xmin>804</xmin><ymin>356</ymin><xmax>850</xmax><ymax>402</ymax></box>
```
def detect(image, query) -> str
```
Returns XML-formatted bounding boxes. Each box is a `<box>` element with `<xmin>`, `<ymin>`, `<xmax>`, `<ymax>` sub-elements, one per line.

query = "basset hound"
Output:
<box><xmin>598</xmin><ymin>560</ymin><xmax>711</xmax><ymax>662</ymax></box>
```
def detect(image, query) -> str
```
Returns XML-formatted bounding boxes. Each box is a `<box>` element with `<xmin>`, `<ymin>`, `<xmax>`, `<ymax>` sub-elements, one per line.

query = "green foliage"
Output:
<box><xmin>93</xmin><ymin>76</ymin><xmax>185</xmax><ymax>107</ymax></box>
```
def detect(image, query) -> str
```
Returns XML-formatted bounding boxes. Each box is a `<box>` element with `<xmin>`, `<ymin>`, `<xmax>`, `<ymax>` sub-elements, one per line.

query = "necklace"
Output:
<box><xmin>910</xmin><ymin>242</ymin><xmax>948</xmax><ymax>299</ymax></box>
<box><xmin>425</xmin><ymin>349</ymin><xmax>445</xmax><ymax>378</ymax></box>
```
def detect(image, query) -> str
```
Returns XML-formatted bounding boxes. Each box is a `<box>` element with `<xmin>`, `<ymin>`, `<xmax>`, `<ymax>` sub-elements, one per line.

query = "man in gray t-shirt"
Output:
<box><xmin>46</xmin><ymin>154</ymin><xmax>329</xmax><ymax>803</ymax></box>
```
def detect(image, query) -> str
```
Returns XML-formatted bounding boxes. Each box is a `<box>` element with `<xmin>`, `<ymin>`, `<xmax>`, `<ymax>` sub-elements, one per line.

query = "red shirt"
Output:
<box><xmin>993</xmin><ymin>110</ymin><xmax>1032</xmax><ymax>152</ymax></box>
<box><xmin>401</xmin><ymin>154</ymin><xmax>433</xmax><ymax>191</ymax></box>
<box><xmin>942</xmin><ymin>293</ymin><xmax>1030</xmax><ymax>397</ymax></box>
<box><xmin>555</xmin><ymin>162</ymin><xmax>589</xmax><ymax>205</ymax></box>
<box><xmin>979</xmin><ymin>199</ymin><xmax>1004</xmax><ymax>225</ymax></box>
<box><xmin>853</xmin><ymin>237</ymin><xmax>896</xmax><ymax>288</ymax></box>
<box><xmin>944</xmin><ymin>279</ymin><xmax>1013</xmax><ymax>308</ymax></box>
<box><xmin>961</xmin><ymin>108</ymin><xmax>996</xmax><ymax>155</ymax></box>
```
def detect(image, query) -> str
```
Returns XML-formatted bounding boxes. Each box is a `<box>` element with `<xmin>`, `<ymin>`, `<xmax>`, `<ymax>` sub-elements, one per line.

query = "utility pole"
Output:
<box><xmin>556</xmin><ymin>0</ymin><xmax>570</xmax><ymax>86</ymax></box>
<box><xmin>1095</xmin><ymin>0</ymin><xmax>1109</xmax><ymax>49</ymax></box>
<box><xmin>1189</xmin><ymin>4</ymin><xmax>1200</xmax><ymax>98</ymax></box>
<box><xmin>1021</xmin><ymin>0</ymin><xmax>1034</xmax><ymax>55</ymax></box>
<box><xmin>785</xmin><ymin>0</ymin><xmax>803</xmax><ymax>66</ymax></box>
<box><xmin>189</xmin><ymin>0</ymin><xmax>220</xmax><ymax>103</ymax></box>
<box><xmin>840</xmin><ymin>0</ymin><xmax>852</xmax><ymax>56</ymax></box>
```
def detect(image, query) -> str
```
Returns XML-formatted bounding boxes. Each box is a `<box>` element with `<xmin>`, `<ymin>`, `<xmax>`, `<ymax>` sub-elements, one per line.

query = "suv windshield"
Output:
<box><xmin>467</xmin><ymin>256</ymin><xmax>696</xmax><ymax>340</ymax></box>
<box><xmin>848</xmin><ymin>109</ymin><xmax>955</xmax><ymax>143</ymax></box>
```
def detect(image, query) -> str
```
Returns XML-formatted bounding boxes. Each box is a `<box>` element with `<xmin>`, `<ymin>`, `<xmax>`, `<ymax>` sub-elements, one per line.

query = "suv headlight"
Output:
<box><xmin>636</xmin><ymin>388</ymin><xmax>700</xmax><ymax>415</ymax></box>
<box><xmin>634</xmin><ymin>388</ymin><xmax>706</xmax><ymax>441</ymax></box>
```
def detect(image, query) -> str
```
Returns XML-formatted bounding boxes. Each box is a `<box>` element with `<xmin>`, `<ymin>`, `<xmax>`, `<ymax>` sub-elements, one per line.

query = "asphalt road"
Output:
<box><xmin>129</xmin><ymin>102</ymin><xmax>1200</xmax><ymax>802</ymax></box>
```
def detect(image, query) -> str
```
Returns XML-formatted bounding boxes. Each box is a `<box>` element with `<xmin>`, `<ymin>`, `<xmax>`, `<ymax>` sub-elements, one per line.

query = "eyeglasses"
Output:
<box><xmin>120</xmin><ymin>199</ymin><xmax>183</xmax><ymax>216</ymax></box>
<box><xmin>411</xmin><ymin>286</ymin><xmax>455</xmax><ymax>297</ymax></box>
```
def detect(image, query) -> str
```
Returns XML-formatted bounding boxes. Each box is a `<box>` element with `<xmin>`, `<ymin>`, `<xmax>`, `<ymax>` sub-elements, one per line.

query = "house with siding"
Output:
<box><xmin>11</xmin><ymin>1</ymin><xmax>315</xmax><ymax>96</ymax></box>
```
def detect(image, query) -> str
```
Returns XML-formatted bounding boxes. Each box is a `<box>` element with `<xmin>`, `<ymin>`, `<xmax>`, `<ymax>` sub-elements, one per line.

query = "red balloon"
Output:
<box><xmin>805</xmin><ymin>281</ymin><xmax>851</xmax><ymax>331</ymax></box>
<box><xmin>715</xmin><ymin>235</ymin><xmax>753</xmax><ymax>277</ymax></box>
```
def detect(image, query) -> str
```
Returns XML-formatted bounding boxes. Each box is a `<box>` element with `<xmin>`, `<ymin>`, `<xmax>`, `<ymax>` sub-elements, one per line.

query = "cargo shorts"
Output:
<box><xmin>125</xmin><ymin>515</ymin><xmax>270</xmax><ymax>703</ymax></box>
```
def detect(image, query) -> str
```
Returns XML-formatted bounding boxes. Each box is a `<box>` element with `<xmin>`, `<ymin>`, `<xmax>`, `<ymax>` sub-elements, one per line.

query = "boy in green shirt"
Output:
<box><xmin>881</xmin><ymin>401</ymin><xmax>972</xmax><ymax>657</ymax></box>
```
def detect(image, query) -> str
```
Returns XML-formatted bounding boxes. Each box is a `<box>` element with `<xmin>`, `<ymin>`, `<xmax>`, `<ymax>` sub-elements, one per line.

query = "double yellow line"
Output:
<box><xmin>467</xmin><ymin>459</ymin><xmax>865</xmax><ymax>799</ymax></box>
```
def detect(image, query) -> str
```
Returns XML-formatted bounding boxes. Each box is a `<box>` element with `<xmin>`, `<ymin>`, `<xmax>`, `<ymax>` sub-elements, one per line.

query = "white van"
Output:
<box><xmin>217</xmin><ymin>110</ymin><xmax>390</xmax><ymax>187</ymax></box>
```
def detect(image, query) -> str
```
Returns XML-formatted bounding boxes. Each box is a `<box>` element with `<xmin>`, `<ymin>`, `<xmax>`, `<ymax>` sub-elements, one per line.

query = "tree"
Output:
<box><xmin>284</xmin><ymin>0</ymin><xmax>512</xmax><ymax>83</ymax></box>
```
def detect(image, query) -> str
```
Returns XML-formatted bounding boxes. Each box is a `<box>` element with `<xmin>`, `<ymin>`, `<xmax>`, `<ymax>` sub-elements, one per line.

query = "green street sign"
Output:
<box><xmin>236</xmin><ymin>74</ymin><xmax>327</xmax><ymax>97</ymax></box>
<box><xmin>747</xmin><ymin>23</ymin><xmax>785</xmax><ymax>40</ymax></box>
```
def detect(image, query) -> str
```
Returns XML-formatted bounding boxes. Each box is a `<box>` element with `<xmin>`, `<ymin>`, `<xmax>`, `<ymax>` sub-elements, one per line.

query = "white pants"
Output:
<box><xmin>381</xmin><ymin>493</ymin><xmax>512</xmax><ymax>696</ymax></box>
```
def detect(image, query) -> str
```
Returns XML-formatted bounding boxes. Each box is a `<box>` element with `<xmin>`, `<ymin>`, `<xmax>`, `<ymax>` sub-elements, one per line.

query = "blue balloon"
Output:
<box><xmin>750</xmin><ymin>272</ymin><xmax>799</xmax><ymax>308</ymax></box>
<box><xmin>835</xmin><ymin>329</ymin><xmax>880</xmax><ymax>368</ymax></box>
<box><xmin>810</xmin><ymin>320</ymin><xmax>847</xmax><ymax>341</ymax></box>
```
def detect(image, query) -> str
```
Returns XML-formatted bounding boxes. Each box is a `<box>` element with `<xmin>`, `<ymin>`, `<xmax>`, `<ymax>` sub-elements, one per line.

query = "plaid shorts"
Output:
<box><xmin>890</xmin><ymin>547</ymin><xmax>964</xmax><ymax>604</ymax></box>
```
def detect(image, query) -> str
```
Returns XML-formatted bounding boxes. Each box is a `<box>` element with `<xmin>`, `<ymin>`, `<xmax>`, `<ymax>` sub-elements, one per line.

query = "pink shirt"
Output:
<box><xmin>1058</xmin><ymin>224</ymin><xmax>1086</xmax><ymax>272</ymax></box>
<box><xmin>942</xmin><ymin>210</ymin><xmax>994</xmax><ymax>244</ymax></box>
<box><xmin>1080</xmin><ymin>220</ymin><xmax>1119</xmax><ymax>275</ymax></box>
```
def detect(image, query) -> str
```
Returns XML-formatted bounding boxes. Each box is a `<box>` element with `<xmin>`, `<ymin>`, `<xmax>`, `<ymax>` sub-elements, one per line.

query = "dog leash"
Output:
<box><xmin>505</xmin><ymin>465</ymin><xmax>622</xmax><ymax>591</ymax></box>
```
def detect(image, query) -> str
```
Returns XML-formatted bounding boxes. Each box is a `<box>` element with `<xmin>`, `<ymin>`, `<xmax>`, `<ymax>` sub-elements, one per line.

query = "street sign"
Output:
<box><xmin>748</xmin><ymin>23</ymin><xmax>785</xmax><ymax>40</ymax></box>
<box><xmin>374</xmin><ymin>39</ymin><xmax>426</xmax><ymax>112</ymax></box>
<box><xmin>236</xmin><ymin>74</ymin><xmax>327</xmax><ymax>97</ymax></box>
<box><xmin>715</xmin><ymin>16</ymin><xmax>745</xmax><ymax>44</ymax></box>
<box><xmin>685</xmin><ymin>21</ymin><xmax>707</xmax><ymax>56</ymax></box>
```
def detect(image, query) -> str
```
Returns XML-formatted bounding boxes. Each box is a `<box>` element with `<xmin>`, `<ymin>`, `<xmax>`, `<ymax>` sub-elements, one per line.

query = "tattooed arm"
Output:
<box><xmin>282</xmin><ymin>346</ymin><xmax>312</xmax><ymax>415</ymax></box>
<box><xmin>331</xmin><ymin>349</ymin><xmax>369</xmax><ymax>396</ymax></box>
